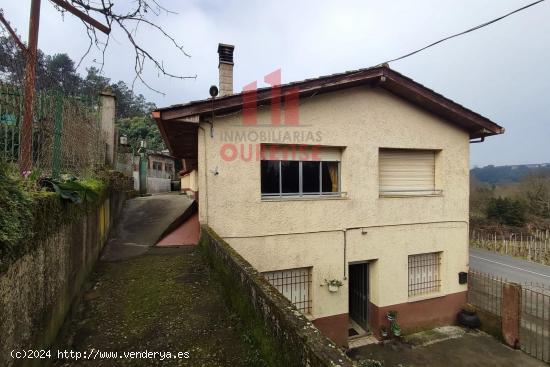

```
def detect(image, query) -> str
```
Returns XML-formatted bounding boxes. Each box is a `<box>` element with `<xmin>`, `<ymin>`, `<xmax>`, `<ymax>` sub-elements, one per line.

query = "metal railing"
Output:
<box><xmin>521</xmin><ymin>283</ymin><xmax>550</xmax><ymax>363</ymax></box>
<box><xmin>467</xmin><ymin>269</ymin><xmax>505</xmax><ymax>316</ymax></box>
<box><xmin>468</xmin><ymin>269</ymin><xmax>550</xmax><ymax>363</ymax></box>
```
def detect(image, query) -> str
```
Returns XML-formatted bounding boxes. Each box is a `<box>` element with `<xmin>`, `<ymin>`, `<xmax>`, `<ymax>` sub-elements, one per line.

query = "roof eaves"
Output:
<box><xmin>155</xmin><ymin>65</ymin><xmax>504</xmax><ymax>139</ymax></box>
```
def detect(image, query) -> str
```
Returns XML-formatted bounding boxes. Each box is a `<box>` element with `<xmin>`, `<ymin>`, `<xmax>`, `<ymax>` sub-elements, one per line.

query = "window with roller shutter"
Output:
<box><xmin>379</xmin><ymin>148</ymin><xmax>441</xmax><ymax>196</ymax></box>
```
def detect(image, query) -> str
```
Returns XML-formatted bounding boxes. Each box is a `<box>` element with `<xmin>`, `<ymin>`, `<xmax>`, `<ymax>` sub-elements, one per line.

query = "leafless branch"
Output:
<box><xmin>0</xmin><ymin>8</ymin><xmax>27</xmax><ymax>53</ymax></box>
<box><xmin>48</xmin><ymin>0</ymin><xmax>196</xmax><ymax>94</ymax></box>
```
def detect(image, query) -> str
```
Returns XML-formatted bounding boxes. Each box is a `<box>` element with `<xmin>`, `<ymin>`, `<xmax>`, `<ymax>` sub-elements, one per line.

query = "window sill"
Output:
<box><xmin>407</xmin><ymin>291</ymin><xmax>445</xmax><ymax>303</ymax></box>
<box><xmin>379</xmin><ymin>192</ymin><xmax>443</xmax><ymax>198</ymax></box>
<box><xmin>261</xmin><ymin>193</ymin><xmax>348</xmax><ymax>202</ymax></box>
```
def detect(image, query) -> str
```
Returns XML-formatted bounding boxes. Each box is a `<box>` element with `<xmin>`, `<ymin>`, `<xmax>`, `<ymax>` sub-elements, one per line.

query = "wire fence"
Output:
<box><xmin>470</xmin><ymin>229</ymin><xmax>550</xmax><ymax>265</ymax></box>
<box><xmin>468</xmin><ymin>269</ymin><xmax>550</xmax><ymax>363</ymax></box>
<box><xmin>0</xmin><ymin>82</ymin><xmax>105</xmax><ymax>177</ymax></box>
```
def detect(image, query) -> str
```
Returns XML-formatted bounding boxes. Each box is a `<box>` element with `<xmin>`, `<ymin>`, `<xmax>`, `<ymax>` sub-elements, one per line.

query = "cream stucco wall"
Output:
<box><xmin>197</xmin><ymin>86</ymin><xmax>470</xmax><ymax>320</ymax></box>
<box><xmin>181</xmin><ymin>169</ymin><xmax>198</xmax><ymax>191</ymax></box>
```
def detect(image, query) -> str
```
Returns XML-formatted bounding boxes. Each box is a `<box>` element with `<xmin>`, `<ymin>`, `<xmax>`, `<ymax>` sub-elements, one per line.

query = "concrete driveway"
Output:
<box><xmin>348</xmin><ymin>327</ymin><xmax>546</xmax><ymax>367</ymax></box>
<box><xmin>101</xmin><ymin>193</ymin><xmax>193</xmax><ymax>261</ymax></box>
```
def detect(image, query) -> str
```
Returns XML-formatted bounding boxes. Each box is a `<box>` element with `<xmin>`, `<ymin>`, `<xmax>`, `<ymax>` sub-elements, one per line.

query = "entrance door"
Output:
<box><xmin>349</xmin><ymin>262</ymin><xmax>369</xmax><ymax>331</ymax></box>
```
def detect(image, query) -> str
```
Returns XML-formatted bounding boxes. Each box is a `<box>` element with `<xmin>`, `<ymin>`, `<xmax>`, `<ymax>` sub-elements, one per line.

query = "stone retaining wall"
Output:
<box><xmin>200</xmin><ymin>225</ymin><xmax>355</xmax><ymax>367</ymax></box>
<box><xmin>0</xmin><ymin>189</ymin><xmax>129</xmax><ymax>367</ymax></box>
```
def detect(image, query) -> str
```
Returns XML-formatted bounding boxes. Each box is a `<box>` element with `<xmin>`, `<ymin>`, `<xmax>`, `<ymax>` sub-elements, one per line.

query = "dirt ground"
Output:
<box><xmin>53</xmin><ymin>247</ymin><xmax>266</xmax><ymax>367</ymax></box>
<box><xmin>348</xmin><ymin>329</ymin><xmax>546</xmax><ymax>367</ymax></box>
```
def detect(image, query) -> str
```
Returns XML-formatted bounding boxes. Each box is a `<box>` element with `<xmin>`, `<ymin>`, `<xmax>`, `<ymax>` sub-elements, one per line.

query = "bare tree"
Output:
<box><xmin>1</xmin><ymin>0</ymin><xmax>194</xmax><ymax>173</ymax></box>
<box><xmin>521</xmin><ymin>173</ymin><xmax>550</xmax><ymax>218</ymax></box>
<box><xmin>1</xmin><ymin>1</ymin><xmax>195</xmax><ymax>93</ymax></box>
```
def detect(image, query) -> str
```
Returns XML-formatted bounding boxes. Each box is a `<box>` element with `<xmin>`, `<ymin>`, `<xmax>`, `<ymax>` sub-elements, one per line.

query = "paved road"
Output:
<box><xmin>470</xmin><ymin>247</ymin><xmax>550</xmax><ymax>287</ymax></box>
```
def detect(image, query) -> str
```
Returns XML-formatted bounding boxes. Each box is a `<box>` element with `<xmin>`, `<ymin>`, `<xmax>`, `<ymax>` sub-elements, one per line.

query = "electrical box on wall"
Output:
<box><xmin>458</xmin><ymin>272</ymin><xmax>468</xmax><ymax>284</ymax></box>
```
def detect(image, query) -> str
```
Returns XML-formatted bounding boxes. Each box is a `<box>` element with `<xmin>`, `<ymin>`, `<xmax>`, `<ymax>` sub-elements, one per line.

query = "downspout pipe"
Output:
<box><xmin>199</xmin><ymin>124</ymin><xmax>209</xmax><ymax>224</ymax></box>
<box><xmin>469</xmin><ymin>137</ymin><xmax>485</xmax><ymax>144</ymax></box>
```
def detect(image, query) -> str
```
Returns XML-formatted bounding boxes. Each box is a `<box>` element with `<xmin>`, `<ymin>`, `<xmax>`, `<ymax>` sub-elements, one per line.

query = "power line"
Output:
<box><xmin>383</xmin><ymin>0</ymin><xmax>546</xmax><ymax>64</ymax></box>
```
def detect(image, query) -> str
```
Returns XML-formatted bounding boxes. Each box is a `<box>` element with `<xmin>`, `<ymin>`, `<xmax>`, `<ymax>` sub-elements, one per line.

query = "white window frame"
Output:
<box><xmin>261</xmin><ymin>160</ymin><xmax>342</xmax><ymax>199</ymax></box>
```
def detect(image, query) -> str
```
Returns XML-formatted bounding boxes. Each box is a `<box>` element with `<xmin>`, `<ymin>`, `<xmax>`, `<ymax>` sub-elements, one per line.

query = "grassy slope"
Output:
<box><xmin>54</xmin><ymin>247</ymin><xmax>266</xmax><ymax>367</ymax></box>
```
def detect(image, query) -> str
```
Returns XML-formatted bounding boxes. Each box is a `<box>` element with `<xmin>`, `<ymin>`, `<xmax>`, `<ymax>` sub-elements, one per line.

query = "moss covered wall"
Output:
<box><xmin>200</xmin><ymin>225</ymin><xmax>355</xmax><ymax>367</ymax></box>
<box><xmin>0</xmin><ymin>189</ymin><xmax>128</xmax><ymax>367</ymax></box>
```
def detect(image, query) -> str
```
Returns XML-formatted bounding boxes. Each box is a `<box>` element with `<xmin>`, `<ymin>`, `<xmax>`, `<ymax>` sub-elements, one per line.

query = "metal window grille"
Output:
<box><xmin>263</xmin><ymin>267</ymin><xmax>312</xmax><ymax>314</ymax></box>
<box><xmin>408</xmin><ymin>252</ymin><xmax>441</xmax><ymax>297</ymax></box>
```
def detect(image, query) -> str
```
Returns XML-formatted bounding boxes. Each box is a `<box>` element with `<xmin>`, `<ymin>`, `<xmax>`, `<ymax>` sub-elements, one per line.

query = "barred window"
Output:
<box><xmin>408</xmin><ymin>252</ymin><xmax>441</xmax><ymax>297</ymax></box>
<box><xmin>263</xmin><ymin>267</ymin><xmax>312</xmax><ymax>314</ymax></box>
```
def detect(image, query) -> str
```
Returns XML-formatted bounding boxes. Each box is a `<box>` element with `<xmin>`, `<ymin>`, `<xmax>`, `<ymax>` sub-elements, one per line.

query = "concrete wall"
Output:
<box><xmin>132</xmin><ymin>171</ymin><xmax>172</xmax><ymax>194</ymax></box>
<box><xmin>197</xmin><ymin>86</ymin><xmax>470</xmax><ymax>340</ymax></box>
<box><xmin>0</xmin><ymin>190</ymin><xmax>128</xmax><ymax>367</ymax></box>
<box><xmin>116</xmin><ymin>150</ymin><xmax>134</xmax><ymax>178</ymax></box>
<box><xmin>99</xmin><ymin>91</ymin><xmax>116</xmax><ymax>166</ymax></box>
<box><xmin>200</xmin><ymin>225</ymin><xmax>355</xmax><ymax>367</ymax></box>
<box><xmin>146</xmin><ymin>177</ymin><xmax>172</xmax><ymax>194</ymax></box>
<box><xmin>132</xmin><ymin>170</ymin><xmax>139</xmax><ymax>191</ymax></box>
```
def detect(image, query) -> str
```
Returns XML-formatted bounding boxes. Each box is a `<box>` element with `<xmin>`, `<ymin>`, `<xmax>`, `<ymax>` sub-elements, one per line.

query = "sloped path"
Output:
<box><xmin>53</xmin><ymin>196</ymin><xmax>265</xmax><ymax>366</ymax></box>
<box><xmin>100</xmin><ymin>193</ymin><xmax>193</xmax><ymax>261</ymax></box>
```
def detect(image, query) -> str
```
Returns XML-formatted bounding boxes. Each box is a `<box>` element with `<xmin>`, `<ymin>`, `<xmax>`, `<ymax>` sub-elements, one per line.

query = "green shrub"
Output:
<box><xmin>486</xmin><ymin>197</ymin><xmax>526</xmax><ymax>227</ymax></box>
<box><xmin>0</xmin><ymin>161</ymin><xmax>34</xmax><ymax>269</ymax></box>
<box><xmin>0</xmin><ymin>162</ymin><xmax>110</xmax><ymax>272</ymax></box>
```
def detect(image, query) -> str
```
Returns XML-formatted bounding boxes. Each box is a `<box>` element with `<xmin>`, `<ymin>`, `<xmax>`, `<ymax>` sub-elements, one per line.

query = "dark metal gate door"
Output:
<box><xmin>349</xmin><ymin>263</ymin><xmax>369</xmax><ymax>330</ymax></box>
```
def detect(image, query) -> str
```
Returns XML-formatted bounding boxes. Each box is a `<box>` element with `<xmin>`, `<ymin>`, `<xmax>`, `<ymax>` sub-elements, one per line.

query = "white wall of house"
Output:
<box><xmin>181</xmin><ymin>169</ymin><xmax>198</xmax><ymax>192</ymax></box>
<box><xmin>146</xmin><ymin>177</ymin><xmax>172</xmax><ymax>194</ymax></box>
<box><xmin>197</xmin><ymin>86</ymin><xmax>470</xmax><ymax>321</ymax></box>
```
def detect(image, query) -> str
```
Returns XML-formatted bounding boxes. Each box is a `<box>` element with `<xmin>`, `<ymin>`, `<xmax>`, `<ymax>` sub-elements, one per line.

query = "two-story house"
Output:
<box><xmin>153</xmin><ymin>44</ymin><xmax>503</xmax><ymax>347</ymax></box>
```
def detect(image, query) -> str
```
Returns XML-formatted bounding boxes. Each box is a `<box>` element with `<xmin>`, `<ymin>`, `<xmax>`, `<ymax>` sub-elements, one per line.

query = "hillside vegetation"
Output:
<box><xmin>471</xmin><ymin>163</ymin><xmax>550</xmax><ymax>185</ymax></box>
<box><xmin>470</xmin><ymin>166</ymin><xmax>550</xmax><ymax>233</ymax></box>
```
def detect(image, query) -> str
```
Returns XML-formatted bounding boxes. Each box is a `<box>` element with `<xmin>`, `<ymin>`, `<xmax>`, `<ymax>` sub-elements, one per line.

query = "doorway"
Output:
<box><xmin>349</xmin><ymin>262</ymin><xmax>369</xmax><ymax>336</ymax></box>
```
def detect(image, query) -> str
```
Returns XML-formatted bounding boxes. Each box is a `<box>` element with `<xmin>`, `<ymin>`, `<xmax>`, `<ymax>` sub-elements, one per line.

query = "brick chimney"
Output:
<box><xmin>217</xmin><ymin>43</ymin><xmax>234</xmax><ymax>97</ymax></box>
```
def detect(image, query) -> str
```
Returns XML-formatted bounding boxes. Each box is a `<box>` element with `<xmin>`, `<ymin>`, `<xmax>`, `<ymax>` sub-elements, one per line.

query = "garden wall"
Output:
<box><xmin>200</xmin><ymin>225</ymin><xmax>355</xmax><ymax>367</ymax></box>
<box><xmin>0</xmin><ymin>187</ymin><xmax>130</xmax><ymax>367</ymax></box>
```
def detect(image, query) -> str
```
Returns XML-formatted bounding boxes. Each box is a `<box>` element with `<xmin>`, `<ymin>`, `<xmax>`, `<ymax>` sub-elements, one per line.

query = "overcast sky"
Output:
<box><xmin>2</xmin><ymin>0</ymin><xmax>549</xmax><ymax>167</ymax></box>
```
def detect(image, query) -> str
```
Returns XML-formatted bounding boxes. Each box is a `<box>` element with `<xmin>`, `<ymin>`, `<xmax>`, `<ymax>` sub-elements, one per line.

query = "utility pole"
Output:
<box><xmin>20</xmin><ymin>0</ymin><xmax>41</xmax><ymax>174</ymax></box>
